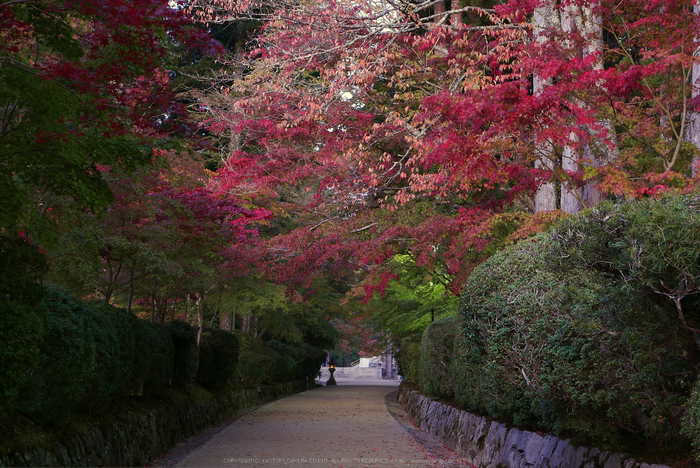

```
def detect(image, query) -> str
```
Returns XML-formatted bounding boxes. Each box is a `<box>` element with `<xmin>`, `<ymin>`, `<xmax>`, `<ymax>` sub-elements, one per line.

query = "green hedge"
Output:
<box><xmin>24</xmin><ymin>287</ymin><xmax>100</xmax><ymax>423</ymax></box>
<box><xmin>0</xmin><ymin>236</ymin><xmax>48</xmax><ymax>420</ymax></box>
<box><xmin>266</xmin><ymin>340</ymin><xmax>326</xmax><ymax>383</ymax></box>
<box><xmin>234</xmin><ymin>331</ymin><xmax>277</xmax><ymax>386</ymax></box>
<box><xmin>395</xmin><ymin>334</ymin><xmax>422</xmax><ymax>383</ymax></box>
<box><xmin>197</xmin><ymin>329</ymin><xmax>240</xmax><ymax>390</ymax></box>
<box><xmin>130</xmin><ymin>318</ymin><xmax>174</xmax><ymax>395</ymax></box>
<box><xmin>164</xmin><ymin>320</ymin><xmax>199</xmax><ymax>387</ymax></box>
<box><xmin>0</xmin><ymin>278</ymin><xmax>307</xmax><ymax>426</ymax></box>
<box><xmin>455</xmin><ymin>228</ymin><xmax>692</xmax><ymax>450</ymax></box>
<box><xmin>81</xmin><ymin>306</ymin><xmax>135</xmax><ymax>408</ymax></box>
<box><xmin>420</xmin><ymin>317</ymin><xmax>457</xmax><ymax>398</ymax></box>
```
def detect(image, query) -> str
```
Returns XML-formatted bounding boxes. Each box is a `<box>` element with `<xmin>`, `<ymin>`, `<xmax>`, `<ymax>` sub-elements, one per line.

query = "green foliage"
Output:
<box><xmin>234</xmin><ymin>331</ymin><xmax>277</xmax><ymax>386</ymax></box>
<box><xmin>265</xmin><ymin>340</ymin><xmax>327</xmax><ymax>382</ymax></box>
<box><xmin>367</xmin><ymin>254</ymin><xmax>459</xmax><ymax>339</ymax></box>
<box><xmin>164</xmin><ymin>320</ymin><xmax>199</xmax><ymax>387</ymax></box>
<box><xmin>23</xmin><ymin>287</ymin><xmax>99</xmax><ymax>424</ymax></box>
<box><xmin>455</xmin><ymin>231</ymin><xmax>692</xmax><ymax>449</ymax></box>
<box><xmin>395</xmin><ymin>334</ymin><xmax>422</xmax><ymax>383</ymax></box>
<box><xmin>129</xmin><ymin>318</ymin><xmax>174</xmax><ymax>395</ymax></box>
<box><xmin>420</xmin><ymin>317</ymin><xmax>457</xmax><ymax>398</ymax></box>
<box><xmin>0</xmin><ymin>236</ymin><xmax>48</xmax><ymax>420</ymax></box>
<box><xmin>550</xmin><ymin>194</ymin><xmax>700</xmax><ymax>331</ymax></box>
<box><xmin>196</xmin><ymin>329</ymin><xmax>240</xmax><ymax>390</ymax></box>
<box><xmin>80</xmin><ymin>304</ymin><xmax>135</xmax><ymax>409</ymax></box>
<box><xmin>682</xmin><ymin>378</ymin><xmax>700</xmax><ymax>459</ymax></box>
<box><xmin>0</xmin><ymin>300</ymin><xmax>47</xmax><ymax>421</ymax></box>
<box><xmin>0</xmin><ymin>235</ymin><xmax>48</xmax><ymax>304</ymax></box>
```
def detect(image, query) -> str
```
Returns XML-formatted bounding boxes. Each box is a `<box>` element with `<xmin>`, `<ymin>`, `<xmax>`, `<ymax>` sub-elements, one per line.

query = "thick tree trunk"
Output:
<box><xmin>126</xmin><ymin>267</ymin><xmax>135</xmax><ymax>315</ymax></box>
<box><xmin>559</xmin><ymin>7</ymin><xmax>581</xmax><ymax>214</ymax></box>
<box><xmin>533</xmin><ymin>1</ymin><xmax>559</xmax><ymax>212</ymax></box>
<box><xmin>434</xmin><ymin>0</ymin><xmax>446</xmax><ymax>23</ymax></box>
<box><xmin>573</xmin><ymin>0</ymin><xmax>619</xmax><ymax>206</ymax></box>
<box><xmin>251</xmin><ymin>313</ymin><xmax>258</xmax><ymax>338</ymax></box>
<box><xmin>561</xmin><ymin>141</ymin><xmax>582</xmax><ymax>213</ymax></box>
<box><xmin>195</xmin><ymin>293</ymin><xmax>204</xmax><ymax>353</ymax></box>
<box><xmin>219</xmin><ymin>311</ymin><xmax>232</xmax><ymax>331</ymax></box>
<box><xmin>150</xmin><ymin>278</ymin><xmax>157</xmax><ymax>322</ymax></box>
<box><xmin>561</xmin><ymin>0</ymin><xmax>618</xmax><ymax>209</ymax></box>
<box><xmin>219</xmin><ymin>304</ymin><xmax>236</xmax><ymax>331</ymax></box>
<box><xmin>183</xmin><ymin>295</ymin><xmax>188</xmax><ymax>323</ymax></box>
<box><xmin>688</xmin><ymin>3</ymin><xmax>700</xmax><ymax>177</ymax></box>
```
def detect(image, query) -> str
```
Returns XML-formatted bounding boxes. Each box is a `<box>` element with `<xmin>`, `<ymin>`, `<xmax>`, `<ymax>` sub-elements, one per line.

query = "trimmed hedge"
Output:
<box><xmin>0</xmin><ymin>236</ymin><xmax>48</xmax><ymax>420</ymax></box>
<box><xmin>395</xmin><ymin>334</ymin><xmax>422</xmax><ymax>383</ymax></box>
<box><xmin>266</xmin><ymin>340</ymin><xmax>326</xmax><ymax>383</ymax></box>
<box><xmin>455</xmin><ymin>230</ymin><xmax>692</xmax><ymax>450</ymax></box>
<box><xmin>420</xmin><ymin>317</ymin><xmax>457</xmax><ymax>398</ymax></box>
<box><xmin>24</xmin><ymin>288</ymin><xmax>100</xmax><ymax>423</ymax></box>
<box><xmin>130</xmin><ymin>318</ymin><xmax>174</xmax><ymax>395</ymax></box>
<box><xmin>81</xmin><ymin>306</ymin><xmax>135</xmax><ymax>408</ymax></box>
<box><xmin>0</xmin><ymin>286</ymin><xmax>247</xmax><ymax>425</ymax></box>
<box><xmin>164</xmin><ymin>320</ymin><xmax>199</xmax><ymax>387</ymax></box>
<box><xmin>197</xmin><ymin>328</ymin><xmax>241</xmax><ymax>390</ymax></box>
<box><xmin>234</xmin><ymin>331</ymin><xmax>277</xmax><ymax>385</ymax></box>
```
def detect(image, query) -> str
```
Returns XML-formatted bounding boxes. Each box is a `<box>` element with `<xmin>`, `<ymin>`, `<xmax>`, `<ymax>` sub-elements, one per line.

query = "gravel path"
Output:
<box><xmin>150</xmin><ymin>381</ymin><xmax>467</xmax><ymax>468</ymax></box>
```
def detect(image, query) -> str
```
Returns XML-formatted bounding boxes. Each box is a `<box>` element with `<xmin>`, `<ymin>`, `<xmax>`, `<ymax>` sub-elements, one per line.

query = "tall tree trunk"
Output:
<box><xmin>183</xmin><ymin>295</ymin><xmax>188</xmax><ymax>323</ymax></box>
<box><xmin>688</xmin><ymin>3</ymin><xmax>700</xmax><ymax>177</ymax></box>
<box><xmin>434</xmin><ymin>0</ymin><xmax>446</xmax><ymax>23</ymax></box>
<box><xmin>219</xmin><ymin>311</ymin><xmax>232</xmax><ymax>331</ymax></box>
<box><xmin>533</xmin><ymin>1</ymin><xmax>560</xmax><ymax>212</ymax></box>
<box><xmin>150</xmin><ymin>278</ymin><xmax>157</xmax><ymax>322</ymax></box>
<box><xmin>573</xmin><ymin>0</ymin><xmax>619</xmax><ymax>207</ymax></box>
<box><xmin>560</xmin><ymin>6</ymin><xmax>582</xmax><ymax>214</ymax></box>
<box><xmin>126</xmin><ymin>267</ymin><xmax>135</xmax><ymax>315</ymax></box>
<box><xmin>195</xmin><ymin>293</ymin><xmax>205</xmax><ymax>354</ymax></box>
<box><xmin>449</xmin><ymin>0</ymin><xmax>462</xmax><ymax>26</ymax></box>
<box><xmin>219</xmin><ymin>304</ymin><xmax>236</xmax><ymax>331</ymax></box>
<box><xmin>561</xmin><ymin>140</ymin><xmax>583</xmax><ymax>213</ymax></box>
<box><xmin>209</xmin><ymin>295</ymin><xmax>220</xmax><ymax>328</ymax></box>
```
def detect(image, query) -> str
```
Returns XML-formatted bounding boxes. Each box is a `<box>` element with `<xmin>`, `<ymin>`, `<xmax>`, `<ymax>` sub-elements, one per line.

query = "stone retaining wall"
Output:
<box><xmin>1</xmin><ymin>381</ymin><xmax>308</xmax><ymax>467</ymax></box>
<box><xmin>397</xmin><ymin>386</ymin><xmax>670</xmax><ymax>468</ymax></box>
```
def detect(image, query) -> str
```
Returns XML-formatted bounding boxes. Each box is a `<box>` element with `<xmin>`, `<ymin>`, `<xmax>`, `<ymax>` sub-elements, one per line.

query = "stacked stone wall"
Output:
<box><xmin>398</xmin><ymin>386</ymin><xmax>670</xmax><ymax>468</ymax></box>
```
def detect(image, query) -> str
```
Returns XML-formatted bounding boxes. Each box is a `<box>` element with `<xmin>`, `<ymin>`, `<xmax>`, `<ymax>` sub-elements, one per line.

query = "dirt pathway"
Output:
<box><xmin>151</xmin><ymin>382</ymin><xmax>466</xmax><ymax>468</ymax></box>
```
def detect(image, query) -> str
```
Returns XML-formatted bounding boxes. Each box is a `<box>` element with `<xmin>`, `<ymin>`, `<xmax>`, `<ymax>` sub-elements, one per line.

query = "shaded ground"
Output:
<box><xmin>150</xmin><ymin>380</ymin><xmax>470</xmax><ymax>468</ymax></box>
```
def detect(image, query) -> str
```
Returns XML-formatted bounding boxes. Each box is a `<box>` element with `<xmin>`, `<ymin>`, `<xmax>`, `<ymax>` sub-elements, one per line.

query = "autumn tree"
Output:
<box><xmin>176</xmin><ymin>0</ymin><xmax>700</xmax><ymax>311</ymax></box>
<box><xmin>0</xmin><ymin>0</ymin><xmax>221</xmax><ymax>241</ymax></box>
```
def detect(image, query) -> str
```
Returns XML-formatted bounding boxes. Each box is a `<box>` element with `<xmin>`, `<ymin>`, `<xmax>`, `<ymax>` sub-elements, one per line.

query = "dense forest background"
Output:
<box><xmin>2</xmin><ymin>0</ymin><xmax>700</xmax><ymax>463</ymax></box>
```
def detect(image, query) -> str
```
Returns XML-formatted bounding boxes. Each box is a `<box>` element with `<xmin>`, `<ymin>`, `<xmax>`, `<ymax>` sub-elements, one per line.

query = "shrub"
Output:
<box><xmin>129</xmin><ymin>318</ymin><xmax>174</xmax><ymax>395</ymax></box>
<box><xmin>455</xmin><ymin>232</ymin><xmax>691</xmax><ymax>449</ymax></box>
<box><xmin>293</xmin><ymin>343</ymin><xmax>327</xmax><ymax>381</ymax></box>
<box><xmin>265</xmin><ymin>341</ymin><xmax>296</xmax><ymax>382</ymax></box>
<box><xmin>265</xmin><ymin>340</ymin><xmax>326</xmax><ymax>382</ymax></box>
<box><xmin>234</xmin><ymin>332</ymin><xmax>276</xmax><ymax>385</ymax></box>
<box><xmin>23</xmin><ymin>287</ymin><xmax>99</xmax><ymax>423</ymax></box>
<box><xmin>0</xmin><ymin>300</ymin><xmax>47</xmax><ymax>421</ymax></box>
<box><xmin>395</xmin><ymin>334</ymin><xmax>422</xmax><ymax>383</ymax></box>
<box><xmin>196</xmin><ymin>329</ymin><xmax>240</xmax><ymax>390</ymax></box>
<box><xmin>682</xmin><ymin>379</ymin><xmax>700</xmax><ymax>459</ymax></box>
<box><xmin>420</xmin><ymin>317</ymin><xmax>457</xmax><ymax>398</ymax></box>
<box><xmin>0</xmin><ymin>236</ymin><xmax>48</xmax><ymax>420</ymax></box>
<box><xmin>164</xmin><ymin>320</ymin><xmax>199</xmax><ymax>387</ymax></box>
<box><xmin>79</xmin><ymin>304</ymin><xmax>135</xmax><ymax>408</ymax></box>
